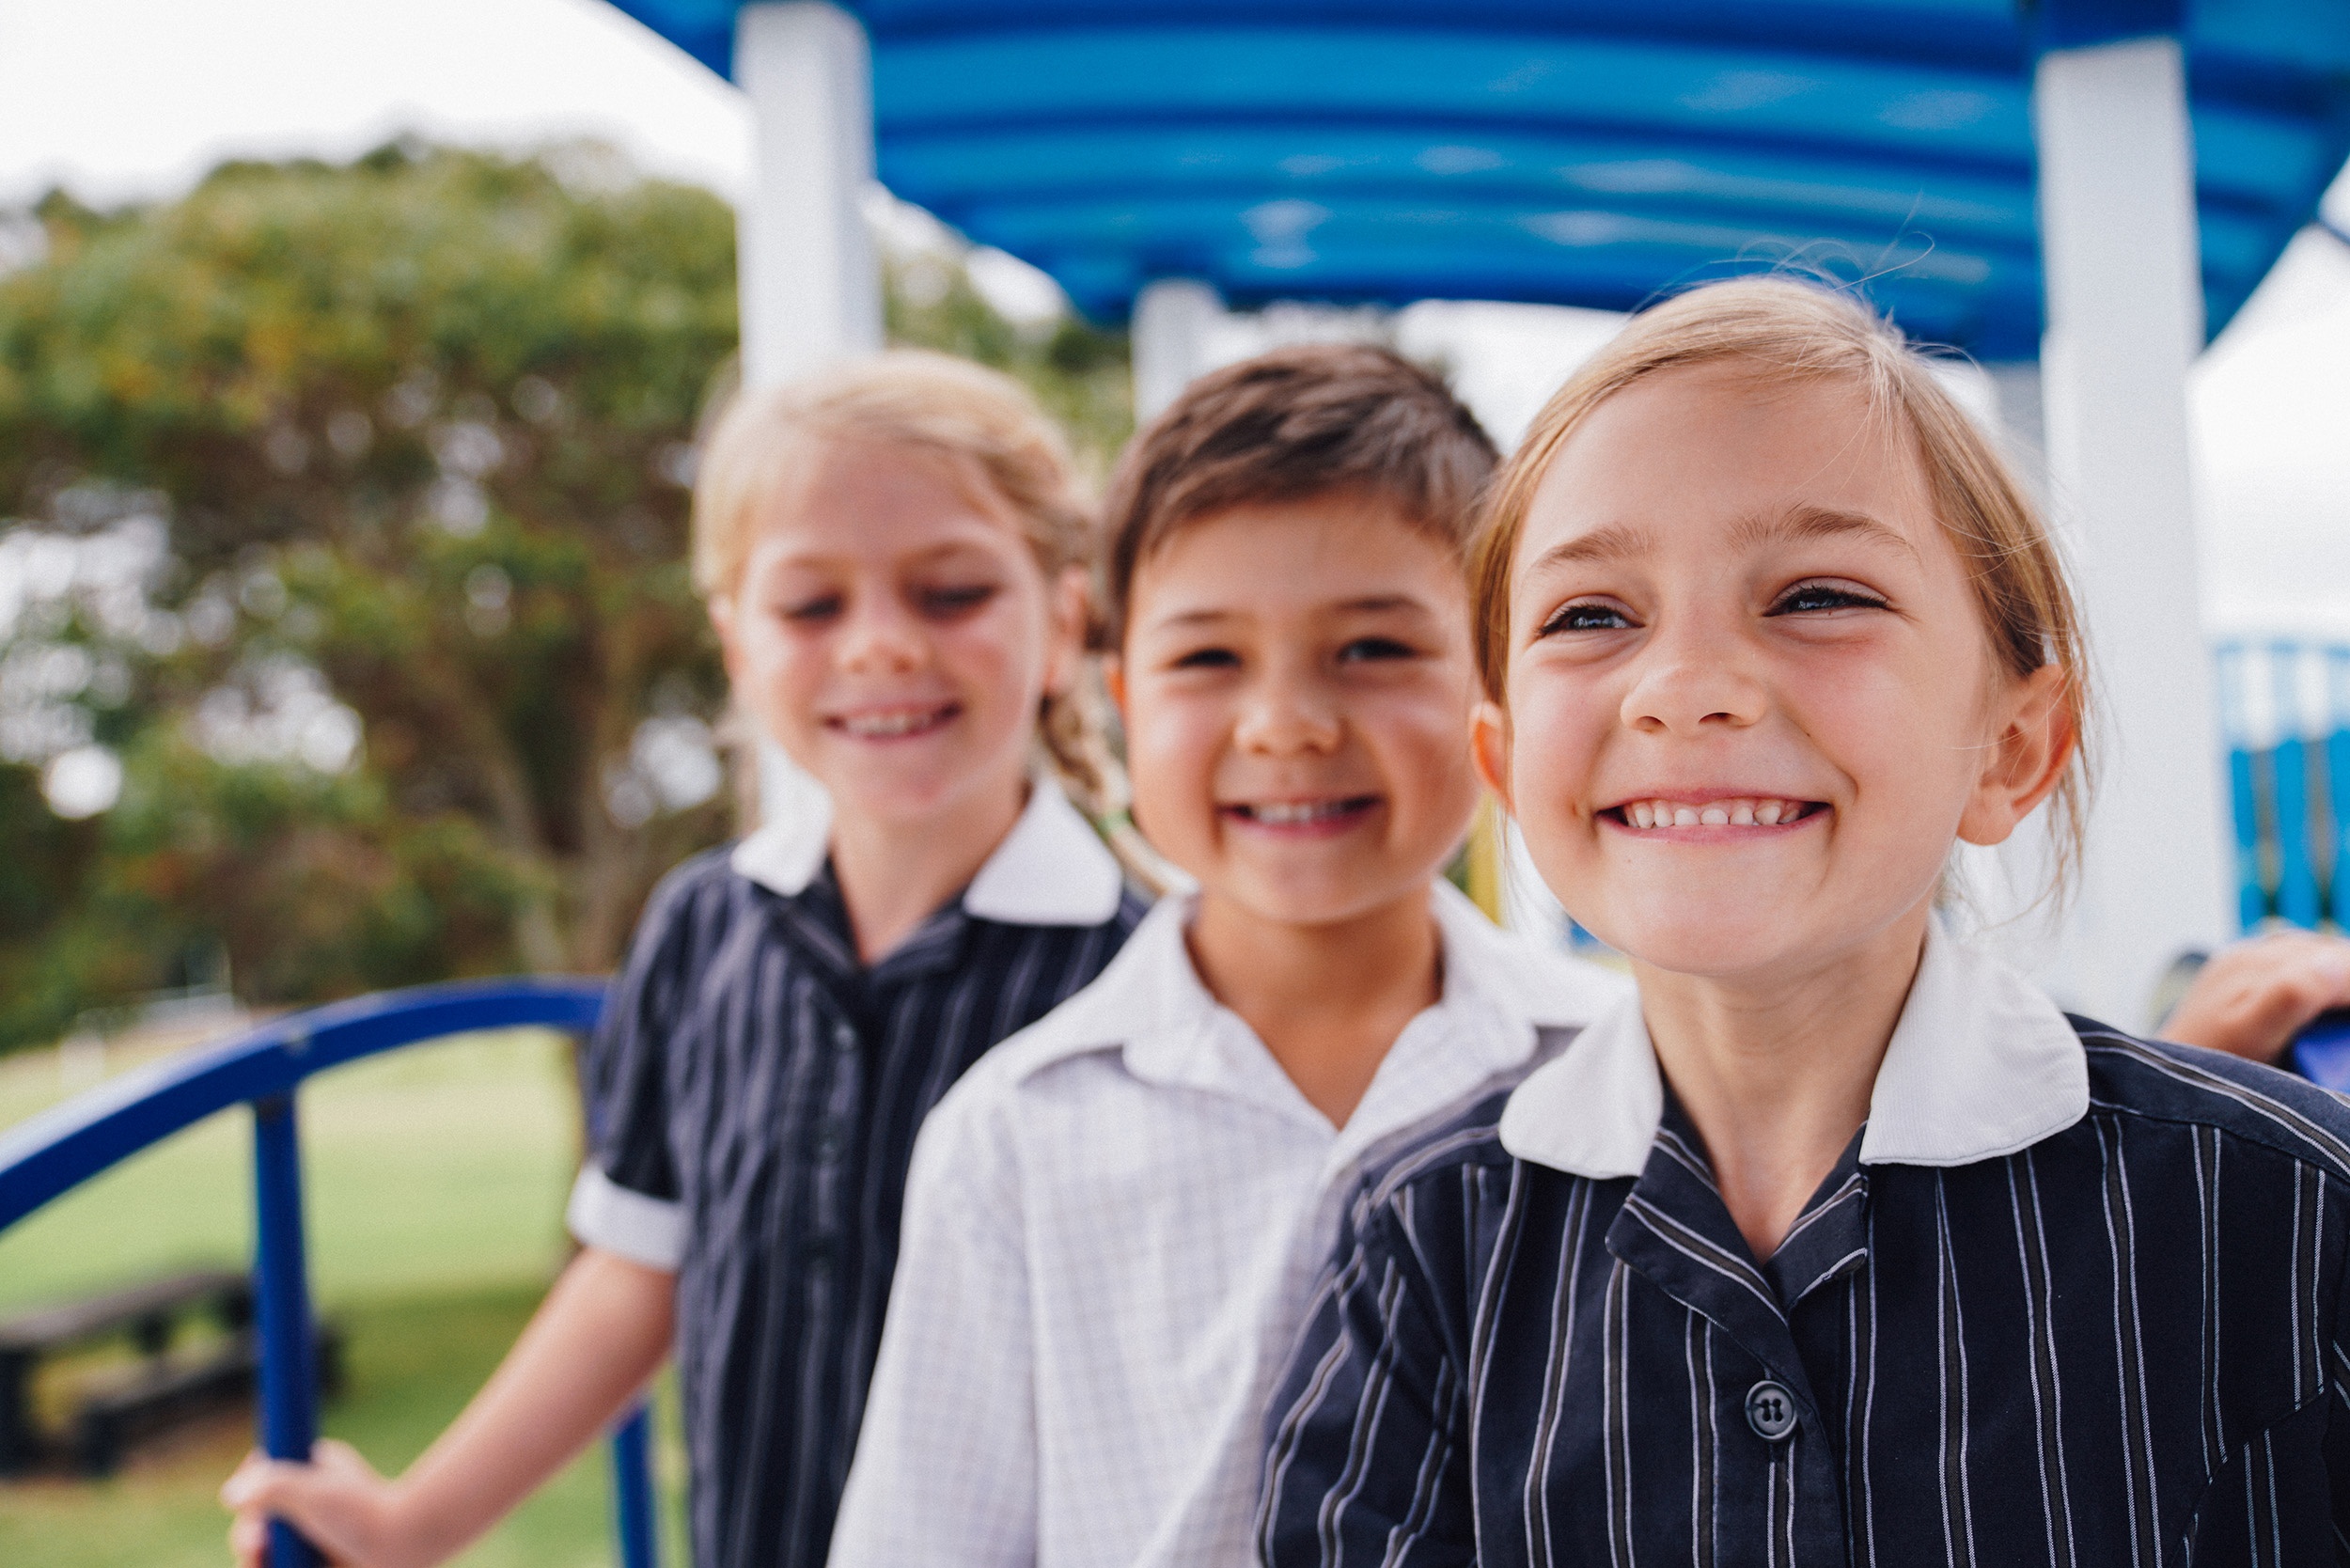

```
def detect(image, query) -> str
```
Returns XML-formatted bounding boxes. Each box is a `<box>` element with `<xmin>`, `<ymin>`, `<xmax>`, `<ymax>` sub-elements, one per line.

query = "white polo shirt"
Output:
<box><xmin>826</xmin><ymin>881</ymin><xmax>1629</xmax><ymax>1568</ymax></box>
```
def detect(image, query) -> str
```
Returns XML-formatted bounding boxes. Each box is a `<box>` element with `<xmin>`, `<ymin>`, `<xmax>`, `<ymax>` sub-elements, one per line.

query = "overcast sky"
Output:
<box><xmin>4</xmin><ymin>0</ymin><xmax>2346</xmax><ymax>650</ymax></box>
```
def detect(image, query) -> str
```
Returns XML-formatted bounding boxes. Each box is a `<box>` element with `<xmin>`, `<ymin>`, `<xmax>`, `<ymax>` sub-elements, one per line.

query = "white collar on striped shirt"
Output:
<box><xmin>1003</xmin><ymin>878</ymin><xmax>1630</xmax><ymax>1095</ymax></box>
<box><xmin>1499</xmin><ymin>918</ymin><xmax>2089</xmax><ymax>1179</ymax></box>
<box><xmin>728</xmin><ymin>775</ymin><xmax>1127</xmax><ymax>927</ymax></box>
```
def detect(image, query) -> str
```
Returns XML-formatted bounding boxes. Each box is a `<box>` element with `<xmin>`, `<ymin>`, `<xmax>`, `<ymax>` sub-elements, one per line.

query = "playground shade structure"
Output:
<box><xmin>606</xmin><ymin>0</ymin><xmax>2350</xmax><ymax>356</ymax></box>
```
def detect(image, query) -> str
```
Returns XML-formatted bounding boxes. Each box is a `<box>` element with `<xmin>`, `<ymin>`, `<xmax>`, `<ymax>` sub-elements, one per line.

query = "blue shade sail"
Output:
<box><xmin>602</xmin><ymin>0</ymin><xmax>2350</xmax><ymax>356</ymax></box>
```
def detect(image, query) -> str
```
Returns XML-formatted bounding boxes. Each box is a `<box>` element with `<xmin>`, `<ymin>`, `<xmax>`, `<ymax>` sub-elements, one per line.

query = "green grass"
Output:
<box><xmin>0</xmin><ymin>1028</ymin><xmax>688</xmax><ymax>1567</ymax></box>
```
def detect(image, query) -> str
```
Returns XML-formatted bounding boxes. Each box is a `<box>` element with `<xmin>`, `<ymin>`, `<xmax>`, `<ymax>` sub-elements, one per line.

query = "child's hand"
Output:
<box><xmin>222</xmin><ymin>1439</ymin><xmax>425</xmax><ymax>1568</ymax></box>
<box><xmin>2162</xmin><ymin>931</ymin><xmax>2350</xmax><ymax>1064</ymax></box>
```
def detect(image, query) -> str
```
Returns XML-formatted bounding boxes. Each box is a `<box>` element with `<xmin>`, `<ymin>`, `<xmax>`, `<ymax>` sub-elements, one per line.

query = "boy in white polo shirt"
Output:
<box><xmin>827</xmin><ymin>344</ymin><xmax>1627</xmax><ymax>1568</ymax></box>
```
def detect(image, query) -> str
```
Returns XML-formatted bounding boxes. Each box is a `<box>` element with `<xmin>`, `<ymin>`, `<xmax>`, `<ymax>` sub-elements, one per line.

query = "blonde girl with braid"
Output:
<box><xmin>226</xmin><ymin>352</ymin><xmax>1149</xmax><ymax>1568</ymax></box>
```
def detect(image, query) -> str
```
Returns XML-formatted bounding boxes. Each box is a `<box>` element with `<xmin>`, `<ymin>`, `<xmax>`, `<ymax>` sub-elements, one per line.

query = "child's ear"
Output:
<box><xmin>1104</xmin><ymin>654</ymin><xmax>1127</xmax><ymax>717</ymax></box>
<box><xmin>707</xmin><ymin>590</ymin><xmax>745</xmax><ymax>684</ymax></box>
<box><xmin>1043</xmin><ymin>566</ymin><xmax>1090</xmax><ymax>696</ymax></box>
<box><xmin>1958</xmin><ymin>664</ymin><xmax>2073</xmax><ymax>847</ymax></box>
<box><xmin>1471</xmin><ymin>699</ymin><xmax>1514</xmax><ymax>813</ymax></box>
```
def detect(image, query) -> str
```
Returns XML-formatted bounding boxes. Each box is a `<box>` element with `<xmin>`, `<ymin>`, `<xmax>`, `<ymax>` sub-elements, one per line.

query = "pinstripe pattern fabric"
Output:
<box><xmin>1261</xmin><ymin>1027</ymin><xmax>2350</xmax><ymax>1566</ymax></box>
<box><xmin>580</xmin><ymin>843</ymin><xmax>1144</xmax><ymax>1568</ymax></box>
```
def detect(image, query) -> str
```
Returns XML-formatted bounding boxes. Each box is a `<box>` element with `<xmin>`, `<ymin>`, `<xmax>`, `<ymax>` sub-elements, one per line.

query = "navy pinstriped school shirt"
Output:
<box><xmin>1261</xmin><ymin>924</ymin><xmax>2350</xmax><ymax>1567</ymax></box>
<box><xmin>566</xmin><ymin>782</ymin><xmax>1145</xmax><ymax>1568</ymax></box>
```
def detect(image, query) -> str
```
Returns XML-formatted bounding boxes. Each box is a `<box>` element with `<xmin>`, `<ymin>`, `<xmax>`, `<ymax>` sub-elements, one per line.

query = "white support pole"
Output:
<box><xmin>1132</xmin><ymin>279</ymin><xmax>1229</xmax><ymax>422</ymax></box>
<box><xmin>734</xmin><ymin>1</ymin><xmax>883</xmax><ymax>828</ymax></box>
<box><xmin>1985</xmin><ymin>361</ymin><xmax>2047</xmax><ymax>500</ymax></box>
<box><xmin>735</xmin><ymin>1</ymin><xmax>883</xmax><ymax>389</ymax></box>
<box><xmin>2033</xmin><ymin>35</ymin><xmax>2230</xmax><ymax>1024</ymax></box>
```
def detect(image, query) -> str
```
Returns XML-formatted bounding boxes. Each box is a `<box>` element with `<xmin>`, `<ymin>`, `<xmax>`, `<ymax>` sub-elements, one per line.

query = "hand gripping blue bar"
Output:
<box><xmin>0</xmin><ymin>978</ymin><xmax>619</xmax><ymax>1566</ymax></box>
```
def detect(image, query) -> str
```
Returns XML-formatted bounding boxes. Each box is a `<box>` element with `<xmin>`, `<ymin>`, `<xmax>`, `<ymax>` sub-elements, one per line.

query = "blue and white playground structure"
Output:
<box><xmin>6</xmin><ymin>1</ymin><xmax>2350</xmax><ymax>1562</ymax></box>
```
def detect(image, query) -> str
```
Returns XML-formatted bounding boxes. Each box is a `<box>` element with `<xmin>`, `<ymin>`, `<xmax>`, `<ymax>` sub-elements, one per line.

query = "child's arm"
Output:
<box><xmin>826</xmin><ymin>1095</ymin><xmax>1038</xmax><ymax>1568</ymax></box>
<box><xmin>1258</xmin><ymin>1196</ymin><xmax>1477</xmax><ymax>1568</ymax></box>
<box><xmin>221</xmin><ymin>1246</ymin><xmax>673</xmax><ymax>1568</ymax></box>
<box><xmin>2163</xmin><ymin>930</ymin><xmax>2350</xmax><ymax>1063</ymax></box>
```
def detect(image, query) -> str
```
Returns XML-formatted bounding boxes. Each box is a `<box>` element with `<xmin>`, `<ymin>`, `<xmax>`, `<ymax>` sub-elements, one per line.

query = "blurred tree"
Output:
<box><xmin>0</xmin><ymin>141</ymin><xmax>1131</xmax><ymax>1050</ymax></box>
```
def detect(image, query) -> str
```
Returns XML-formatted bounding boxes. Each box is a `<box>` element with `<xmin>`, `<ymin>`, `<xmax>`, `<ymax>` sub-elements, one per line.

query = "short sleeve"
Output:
<box><xmin>566</xmin><ymin>861</ymin><xmax>715</xmax><ymax>1271</ymax></box>
<box><xmin>828</xmin><ymin>1079</ymin><xmax>1039</xmax><ymax>1568</ymax></box>
<box><xmin>1258</xmin><ymin>1181</ymin><xmax>1478</xmax><ymax>1568</ymax></box>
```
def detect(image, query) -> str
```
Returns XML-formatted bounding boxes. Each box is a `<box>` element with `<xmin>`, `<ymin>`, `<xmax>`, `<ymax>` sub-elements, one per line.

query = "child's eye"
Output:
<box><xmin>1768</xmin><ymin>580</ymin><xmax>1889</xmax><ymax>616</ymax></box>
<box><xmin>778</xmin><ymin>594</ymin><xmax>842</xmax><ymax>623</ymax></box>
<box><xmin>1169</xmin><ymin>646</ymin><xmax>1241</xmax><ymax>671</ymax></box>
<box><xmin>1336</xmin><ymin>636</ymin><xmax>1416</xmax><ymax>664</ymax></box>
<box><xmin>915</xmin><ymin>583</ymin><xmax>998</xmax><ymax>619</ymax></box>
<box><xmin>1537</xmin><ymin>601</ymin><xmax>1634</xmax><ymax>636</ymax></box>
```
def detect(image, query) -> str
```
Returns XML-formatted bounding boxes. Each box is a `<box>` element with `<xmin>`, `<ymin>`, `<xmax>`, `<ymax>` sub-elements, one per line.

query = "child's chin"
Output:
<box><xmin>1615</xmin><ymin>916</ymin><xmax>1797</xmax><ymax>980</ymax></box>
<box><xmin>1217</xmin><ymin>869</ymin><xmax>1425</xmax><ymax>931</ymax></box>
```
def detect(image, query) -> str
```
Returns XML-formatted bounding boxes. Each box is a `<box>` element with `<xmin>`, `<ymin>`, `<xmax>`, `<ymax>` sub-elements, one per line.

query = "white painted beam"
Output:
<box><xmin>1985</xmin><ymin>361</ymin><xmax>2047</xmax><ymax>500</ymax></box>
<box><xmin>2032</xmin><ymin>34</ymin><xmax>2230</xmax><ymax>1023</ymax></box>
<box><xmin>735</xmin><ymin>1</ymin><xmax>882</xmax><ymax>390</ymax></box>
<box><xmin>1132</xmin><ymin>278</ymin><xmax>1229</xmax><ymax>422</ymax></box>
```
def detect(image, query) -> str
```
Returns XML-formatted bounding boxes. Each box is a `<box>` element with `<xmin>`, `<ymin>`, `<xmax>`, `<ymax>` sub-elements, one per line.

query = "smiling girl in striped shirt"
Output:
<box><xmin>1261</xmin><ymin>278</ymin><xmax>2350</xmax><ymax>1565</ymax></box>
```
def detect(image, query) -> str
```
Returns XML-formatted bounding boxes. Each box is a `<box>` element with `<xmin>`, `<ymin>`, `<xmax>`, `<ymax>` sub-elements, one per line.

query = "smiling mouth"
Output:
<box><xmin>1603</xmin><ymin>796</ymin><xmax>1825</xmax><ymax>830</ymax></box>
<box><xmin>829</xmin><ymin>703</ymin><xmax>959</xmax><ymax>741</ymax></box>
<box><xmin>1221</xmin><ymin>795</ymin><xmax>1382</xmax><ymax>829</ymax></box>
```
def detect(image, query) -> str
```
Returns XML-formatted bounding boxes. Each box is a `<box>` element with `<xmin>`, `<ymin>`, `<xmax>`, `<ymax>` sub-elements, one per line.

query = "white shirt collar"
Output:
<box><xmin>727</xmin><ymin>776</ymin><xmax>1126</xmax><ymax>928</ymax></box>
<box><xmin>1010</xmin><ymin>878</ymin><xmax>1629</xmax><ymax>1105</ymax></box>
<box><xmin>1499</xmin><ymin>918</ymin><xmax>2089</xmax><ymax>1179</ymax></box>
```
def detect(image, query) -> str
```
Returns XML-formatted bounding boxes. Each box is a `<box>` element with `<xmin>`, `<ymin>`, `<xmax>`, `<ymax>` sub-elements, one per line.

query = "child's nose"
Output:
<box><xmin>1233</xmin><ymin>671</ymin><xmax>1342</xmax><ymax>755</ymax></box>
<box><xmin>1620</xmin><ymin>633</ymin><xmax>1767</xmax><ymax>735</ymax></box>
<box><xmin>837</xmin><ymin>598</ymin><xmax>926</xmax><ymax>672</ymax></box>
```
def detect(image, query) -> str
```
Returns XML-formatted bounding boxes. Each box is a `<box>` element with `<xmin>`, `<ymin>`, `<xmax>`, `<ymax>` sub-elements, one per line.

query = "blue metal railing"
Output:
<box><xmin>0</xmin><ymin>977</ymin><xmax>660</xmax><ymax>1568</ymax></box>
<box><xmin>2217</xmin><ymin>641</ymin><xmax>2350</xmax><ymax>933</ymax></box>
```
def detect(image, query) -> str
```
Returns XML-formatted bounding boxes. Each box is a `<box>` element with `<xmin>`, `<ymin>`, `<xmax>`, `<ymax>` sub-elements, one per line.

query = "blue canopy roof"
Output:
<box><xmin>606</xmin><ymin>0</ymin><xmax>2350</xmax><ymax>358</ymax></box>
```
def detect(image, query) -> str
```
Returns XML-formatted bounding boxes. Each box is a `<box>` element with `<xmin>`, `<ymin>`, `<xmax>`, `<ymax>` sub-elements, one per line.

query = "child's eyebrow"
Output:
<box><xmin>1734</xmin><ymin>504</ymin><xmax>1919</xmax><ymax>561</ymax></box>
<box><xmin>1334</xmin><ymin>594</ymin><xmax>1440</xmax><ymax>617</ymax></box>
<box><xmin>1525</xmin><ymin>506</ymin><xmax>1918</xmax><ymax>578</ymax></box>
<box><xmin>1525</xmin><ymin>523</ymin><xmax>1652</xmax><ymax>575</ymax></box>
<box><xmin>1149</xmin><ymin>606</ymin><xmax>1240</xmax><ymax>631</ymax></box>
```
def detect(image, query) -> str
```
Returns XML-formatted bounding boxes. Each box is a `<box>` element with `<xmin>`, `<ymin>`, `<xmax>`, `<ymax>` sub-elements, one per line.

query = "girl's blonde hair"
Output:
<box><xmin>1470</xmin><ymin>276</ymin><xmax>2093</xmax><ymax>897</ymax></box>
<box><xmin>692</xmin><ymin>350</ymin><xmax>1123</xmax><ymax>818</ymax></box>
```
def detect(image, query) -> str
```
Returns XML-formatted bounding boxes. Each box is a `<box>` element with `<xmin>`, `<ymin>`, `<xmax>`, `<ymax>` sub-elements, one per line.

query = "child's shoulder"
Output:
<box><xmin>652</xmin><ymin>839</ymin><xmax>755</xmax><ymax>906</ymax></box>
<box><xmin>1368</xmin><ymin>1085</ymin><xmax>1523</xmax><ymax>1197</ymax></box>
<box><xmin>624</xmin><ymin>840</ymin><xmax>768</xmax><ymax>951</ymax></box>
<box><xmin>2073</xmin><ymin>1018</ymin><xmax>2350</xmax><ymax>1184</ymax></box>
<box><xmin>920</xmin><ymin>900</ymin><xmax>1178</xmax><ymax>1126</ymax></box>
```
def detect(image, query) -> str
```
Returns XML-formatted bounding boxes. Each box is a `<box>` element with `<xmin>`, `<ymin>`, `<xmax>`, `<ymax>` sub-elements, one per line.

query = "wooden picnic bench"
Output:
<box><xmin>0</xmin><ymin>1269</ymin><xmax>340</xmax><ymax>1476</ymax></box>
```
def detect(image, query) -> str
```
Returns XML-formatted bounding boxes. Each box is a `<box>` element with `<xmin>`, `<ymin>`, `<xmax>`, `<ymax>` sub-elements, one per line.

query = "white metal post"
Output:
<box><xmin>735</xmin><ymin>2</ymin><xmax>883</xmax><ymax>387</ymax></box>
<box><xmin>2032</xmin><ymin>35</ymin><xmax>2230</xmax><ymax>1023</ymax></box>
<box><xmin>1132</xmin><ymin>278</ymin><xmax>1229</xmax><ymax>422</ymax></box>
<box><xmin>1985</xmin><ymin>362</ymin><xmax>2046</xmax><ymax>499</ymax></box>
<box><xmin>734</xmin><ymin>1</ymin><xmax>883</xmax><ymax>827</ymax></box>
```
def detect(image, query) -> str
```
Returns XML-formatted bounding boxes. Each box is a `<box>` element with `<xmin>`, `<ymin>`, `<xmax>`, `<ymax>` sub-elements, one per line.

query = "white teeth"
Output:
<box><xmin>1247</xmin><ymin>800</ymin><xmax>1351</xmax><ymax>824</ymax></box>
<box><xmin>1619</xmin><ymin>797</ymin><xmax>1806</xmax><ymax>830</ymax></box>
<box><xmin>842</xmin><ymin>707</ymin><xmax>946</xmax><ymax>737</ymax></box>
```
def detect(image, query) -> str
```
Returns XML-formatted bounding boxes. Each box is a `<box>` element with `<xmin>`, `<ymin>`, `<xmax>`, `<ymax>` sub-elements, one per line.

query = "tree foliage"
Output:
<box><xmin>0</xmin><ymin>140</ymin><xmax>1131</xmax><ymax>1053</ymax></box>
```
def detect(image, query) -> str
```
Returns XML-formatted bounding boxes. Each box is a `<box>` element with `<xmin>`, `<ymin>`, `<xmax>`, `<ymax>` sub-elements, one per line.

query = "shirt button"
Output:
<box><xmin>831</xmin><ymin>1022</ymin><xmax>857</xmax><ymax>1054</ymax></box>
<box><xmin>1745</xmin><ymin>1380</ymin><xmax>1798</xmax><ymax>1441</ymax></box>
<box><xmin>815</xmin><ymin>1126</ymin><xmax>846</xmax><ymax>1161</ymax></box>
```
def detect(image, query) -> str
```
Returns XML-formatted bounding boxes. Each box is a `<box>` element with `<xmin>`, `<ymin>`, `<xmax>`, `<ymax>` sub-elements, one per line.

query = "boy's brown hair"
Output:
<box><xmin>1101</xmin><ymin>343</ymin><xmax>1498</xmax><ymax>646</ymax></box>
